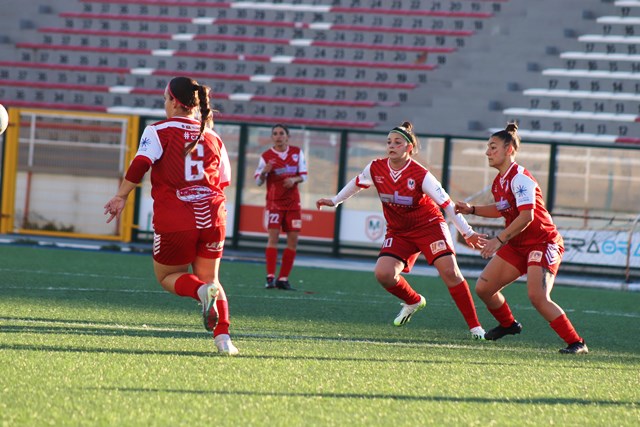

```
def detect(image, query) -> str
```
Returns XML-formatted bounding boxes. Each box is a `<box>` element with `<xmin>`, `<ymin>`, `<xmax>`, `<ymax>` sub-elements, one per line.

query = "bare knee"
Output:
<box><xmin>528</xmin><ymin>291</ymin><xmax>551</xmax><ymax>311</ymax></box>
<box><xmin>374</xmin><ymin>268</ymin><xmax>398</xmax><ymax>288</ymax></box>
<box><xmin>475</xmin><ymin>278</ymin><xmax>494</xmax><ymax>302</ymax></box>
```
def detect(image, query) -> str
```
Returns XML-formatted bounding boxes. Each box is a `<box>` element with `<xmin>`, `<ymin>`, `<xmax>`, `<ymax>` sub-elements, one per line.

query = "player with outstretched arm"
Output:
<box><xmin>104</xmin><ymin>76</ymin><xmax>239</xmax><ymax>355</ymax></box>
<box><xmin>317</xmin><ymin>122</ymin><xmax>487</xmax><ymax>339</ymax></box>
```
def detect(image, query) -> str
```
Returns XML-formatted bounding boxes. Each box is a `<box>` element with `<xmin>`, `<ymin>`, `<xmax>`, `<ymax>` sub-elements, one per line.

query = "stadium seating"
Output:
<box><xmin>1</xmin><ymin>0</ymin><xmax>510</xmax><ymax>130</ymax></box>
<box><xmin>502</xmin><ymin>0</ymin><xmax>640</xmax><ymax>144</ymax></box>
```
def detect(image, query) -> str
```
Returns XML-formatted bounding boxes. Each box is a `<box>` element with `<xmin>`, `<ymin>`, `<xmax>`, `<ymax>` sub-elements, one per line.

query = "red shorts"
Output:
<box><xmin>152</xmin><ymin>226</ymin><xmax>226</xmax><ymax>266</ymax></box>
<box><xmin>379</xmin><ymin>221</ymin><xmax>455</xmax><ymax>273</ymax></box>
<box><xmin>266</xmin><ymin>209</ymin><xmax>302</xmax><ymax>232</ymax></box>
<box><xmin>496</xmin><ymin>242</ymin><xmax>564</xmax><ymax>276</ymax></box>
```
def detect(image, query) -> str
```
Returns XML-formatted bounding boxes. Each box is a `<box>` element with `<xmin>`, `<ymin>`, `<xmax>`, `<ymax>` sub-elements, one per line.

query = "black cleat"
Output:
<box><xmin>559</xmin><ymin>340</ymin><xmax>588</xmax><ymax>354</ymax></box>
<box><xmin>484</xmin><ymin>321</ymin><xmax>523</xmax><ymax>341</ymax></box>
<box><xmin>265</xmin><ymin>276</ymin><xmax>276</xmax><ymax>289</ymax></box>
<box><xmin>276</xmin><ymin>279</ymin><xmax>295</xmax><ymax>291</ymax></box>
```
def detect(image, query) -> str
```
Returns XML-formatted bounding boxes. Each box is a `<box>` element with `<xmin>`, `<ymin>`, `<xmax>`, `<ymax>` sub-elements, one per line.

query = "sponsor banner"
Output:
<box><xmin>452</xmin><ymin>223</ymin><xmax>640</xmax><ymax>268</ymax></box>
<box><xmin>238</xmin><ymin>204</ymin><xmax>335</xmax><ymax>240</ymax></box>
<box><xmin>339</xmin><ymin>210</ymin><xmax>386</xmax><ymax>244</ymax></box>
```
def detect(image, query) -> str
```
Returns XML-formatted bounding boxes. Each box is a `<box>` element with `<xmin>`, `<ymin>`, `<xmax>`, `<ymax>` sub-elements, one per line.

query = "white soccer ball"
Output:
<box><xmin>0</xmin><ymin>104</ymin><xmax>8</xmax><ymax>135</ymax></box>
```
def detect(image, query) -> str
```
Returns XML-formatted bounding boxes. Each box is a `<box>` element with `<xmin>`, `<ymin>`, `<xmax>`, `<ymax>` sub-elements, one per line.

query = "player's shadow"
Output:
<box><xmin>85</xmin><ymin>385</ymin><xmax>638</xmax><ymax>407</ymax></box>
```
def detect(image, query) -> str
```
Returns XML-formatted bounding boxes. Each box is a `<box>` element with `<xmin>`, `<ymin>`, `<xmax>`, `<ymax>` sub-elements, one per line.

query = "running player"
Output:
<box><xmin>104</xmin><ymin>76</ymin><xmax>239</xmax><ymax>355</ymax></box>
<box><xmin>316</xmin><ymin>122</ymin><xmax>487</xmax><ymax>339</ymax></box>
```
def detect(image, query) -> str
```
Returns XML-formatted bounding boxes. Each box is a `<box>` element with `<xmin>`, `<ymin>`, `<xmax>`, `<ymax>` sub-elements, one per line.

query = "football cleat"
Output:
<box><xmin>470</xmin><ymin>326</ymin><xmax>486</xmax><ymax>340</ymax></box>
<box><xmin>201</xmin><ymin>283</ymin><xmax>219</xmax><ymax>332</ymax></box>
<box><xmin>214</xmin><ymin>334</ymin><xmax>239</xmax><ymax>356</ymax></box>
<box><xmin>276</xmin><ymin>279</ymin><xmax>295</xmax><ymax>291</ymax></box>
<box><xmin>393</xmin><ymin>295</ymin><xmax>426</xmax><ymax>326</ymax></box>
<box><xmin>484</xmin><ymin>321</ymin><xmax>523</xmax><ymax>341</ymax></box>
<box><xmin>559</xmin><ymin>340</ymin><xmax>588</xmax><ymax>355</ymax></box>
<box><xmin>265</xmin><ymin>276</ymin><xmax>276</xmax><ymax>289</ymax></box>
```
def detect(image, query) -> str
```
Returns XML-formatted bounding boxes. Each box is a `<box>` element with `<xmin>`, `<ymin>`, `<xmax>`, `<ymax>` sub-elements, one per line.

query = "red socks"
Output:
<box><xmin>213</xmin><ymin>298</ymin><xmax>230</xmax><ymax>336</ymax></box>
<box><xmin>489</xmin><ymin>301</ymin><xmax>516</xmax><ymax>327</ymax></box>
<box><xmin>385</xmin><ymin>276</ymin><xmax>422</xmax><ymax>305</ymax></box>
<box><xmin>448</xmin><ymin>281</ymin><xmax>481</xmax><ymax>329</ymax></box>
<box><xmin>279</xmin><ymin>248</ymin><xmax>296</xmax><ymax>279</ymax></box>
<box><xmin>265</xmin><ymin>247</ymin><xmax>278</xmax><ymax>277</ymax></box>
<box><xmin>550</xmin><ymin>314</ymin><xmax>582</xmax><ymax>344</ymax></box>
<box><xmin>174</xmin><ymin>274</ymin><xmax>204</xmax><ymax>301</ymax></box>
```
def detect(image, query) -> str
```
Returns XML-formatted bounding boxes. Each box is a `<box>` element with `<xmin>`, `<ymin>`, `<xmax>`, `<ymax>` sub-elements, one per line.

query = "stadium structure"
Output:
<box><xmin>0</xmin><ymin>0</ymin><xmax>638</xmax><ymax>284</ymax></box>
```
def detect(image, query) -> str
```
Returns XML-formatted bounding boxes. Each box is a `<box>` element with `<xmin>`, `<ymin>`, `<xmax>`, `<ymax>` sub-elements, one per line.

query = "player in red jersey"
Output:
<box><xmin>455</xmin><ymin>123</ymin><xmax>588</xmax><ymax>354</ymax></box>
<box><xmin>103</xmin><ymin>76</ymin><xmax>238</xmax><ymax>355</ymax></box>
<box><xmin>316</xmin><ymin>122</ymin><xmax>487</xmax><ymax>339</ymax></box>
<box><xmin>254</xmin><ymin>124</ymin><xmax>307</xmax><ymax>291</ymax></box>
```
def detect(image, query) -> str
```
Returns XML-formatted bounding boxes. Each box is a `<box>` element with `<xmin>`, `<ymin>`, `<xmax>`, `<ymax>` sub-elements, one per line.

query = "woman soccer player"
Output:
<box><xmin>104</xmin><ymin>76</ymin><xmax>239</xmax><ymax>355</ymax></box>
<box><xmin>455</xmin><ymin>123</ymin><xmax>588</xmax><ymax>354</ymax></box>
<box><xmin>316</xmin><ymin>122</ymin><xmax>487</xmax><ymax>339</ymax></box>
<box><xmin>254</xmin><ymin>124</ymin><xmax>308</xmax><ymax>290</ymax></box>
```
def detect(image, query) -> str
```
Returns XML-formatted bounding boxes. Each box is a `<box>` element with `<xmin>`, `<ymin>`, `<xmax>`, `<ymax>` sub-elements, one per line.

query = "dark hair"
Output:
<box><xmin>491</xmin><ymin>121</ymin><xmax>520</xmax><ymax>152</ymax></box>
<box><xmin>389</xmin><ymin>121</ymin><xmax>419</xmax><ymax>156</ymax></box>
<box><xmin>271</xmin><ymin>123</ymin><xmax>290</xmax><ymax>136</ymax></box>
<box><xmin>168</xmin><ymin>76</ymin><xmax>214</xmax><ymax>156</ymax></box>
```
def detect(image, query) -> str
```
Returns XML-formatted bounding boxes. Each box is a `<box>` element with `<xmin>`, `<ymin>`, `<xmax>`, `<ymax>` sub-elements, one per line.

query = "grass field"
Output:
<box><xmin>0</xmin><ymin>244</ymin><xmax>638</xmax><ymax>426</ymax></box>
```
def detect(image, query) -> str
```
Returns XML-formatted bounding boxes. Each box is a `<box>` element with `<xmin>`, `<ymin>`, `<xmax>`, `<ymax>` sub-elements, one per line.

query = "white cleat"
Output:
<box><xmin>214</xmin><ymin>334</ymin><xmax>239</xmax><ymax>356</ymax></box>
<box><xmin>393</xmin><ymin>295</ymin><xmax>426</xmax><ymax>326</ymax></box>
<box><xmin>199</xmin><ymin>283</ymin><xmax>219</xmax><ymax>332</ymax></box>
<box><xmin>470</xmin><ymin>326</ymin><xmax>486</xmax><ymax>340</ymax></box>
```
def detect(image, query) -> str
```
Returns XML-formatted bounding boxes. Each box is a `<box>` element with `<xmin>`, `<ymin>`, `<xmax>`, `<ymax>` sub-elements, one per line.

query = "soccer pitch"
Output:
<box><xmin>0</xmin><ymin>244</ymin><xmax>638</xmax><ymax>426</ymax></box>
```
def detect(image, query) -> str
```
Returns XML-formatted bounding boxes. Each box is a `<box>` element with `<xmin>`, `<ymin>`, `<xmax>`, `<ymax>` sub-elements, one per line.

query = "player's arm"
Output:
<box><xmin>455</xmin><ymin>201</ymin><xmax>501</xmax><ymax>218</ymax></box>
<box><xmin>218</xmin><ymin>140</ymin><xmax>232</xmax><ymax>189</ymax></box>
<box><xmin>480</xmin><ymin>174</ymin><xmax>535</xmax><ymax>258</ymax></box>
<box><xmin>422</xmin><ymin>172</ymin><xmax>486</xmax><ymax>248</ymax></box>
<box><xmin>254</xmin><ymin>157</ymin><xmax>269</xmax><ymax>186</ymax></box>
<box><xmin>104</xmin><ymin>126</ymin><xmax>158</xmax><ymax>223</ymax></box>
<box><xmin>316</xmin><ymin>162</ymin><xmax>372</xmax><ymax>209</ymax></box>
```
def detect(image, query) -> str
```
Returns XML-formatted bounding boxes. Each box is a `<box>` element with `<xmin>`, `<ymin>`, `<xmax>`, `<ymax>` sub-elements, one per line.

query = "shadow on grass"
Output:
<box><xmin>2</xmin><ymin>325</ymin><xmax>639</xmax><ymax>371</ymax></box>
<box><xmin>83</xmin><ymin>386</ymin><xmax>639</xmax><ymax>407</ymax></box>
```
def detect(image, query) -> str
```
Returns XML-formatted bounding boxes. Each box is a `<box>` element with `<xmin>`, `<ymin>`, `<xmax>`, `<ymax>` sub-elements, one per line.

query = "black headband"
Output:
<box><xmin>390</xmin><ymin>126</ymin><xmax>413</xmax><ymax>144</ymax></box>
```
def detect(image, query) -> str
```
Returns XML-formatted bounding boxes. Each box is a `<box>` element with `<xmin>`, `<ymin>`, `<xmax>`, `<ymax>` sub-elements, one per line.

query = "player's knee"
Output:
<box><xmin>374</xmin><ymin>269</ymin><xmax>396</xmax><ymax>287</ymax></box>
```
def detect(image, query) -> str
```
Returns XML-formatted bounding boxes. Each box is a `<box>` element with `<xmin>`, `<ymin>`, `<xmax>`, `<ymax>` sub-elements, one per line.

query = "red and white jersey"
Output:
<box><xmin>492</xmin><ymin>162</ymin><xmax>562</xmax><ymax>247</ymax></box>
<box><xmin>135</xmin><ymin>116</ymin><xmax>231</xmax><ymax>233</ymax></box>
<box><xmin>254</xmin><ymin>145</ymin><xmax>307</xmax><ymax>210</ymax></box>
<box><xmin>351</xmin><ymin>158</ymin><xmax>450</xmax><ymax>236</ymax></box>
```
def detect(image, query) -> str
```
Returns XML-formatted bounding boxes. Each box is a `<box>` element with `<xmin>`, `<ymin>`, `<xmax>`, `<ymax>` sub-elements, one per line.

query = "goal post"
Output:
<box><xmin>0</xmin><ymin>108</ymin><xmax>140</xmax><ymax>242</ymax></box>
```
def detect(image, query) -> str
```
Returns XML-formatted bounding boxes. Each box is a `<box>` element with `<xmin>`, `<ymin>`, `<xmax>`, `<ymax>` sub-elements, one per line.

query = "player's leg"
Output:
<box><xmin>152</xmin><ymin>230</ymin><xmax>202</xmax><ymax>299</ymax></box>
<box><xmin>526</xmin><ymin>247</ymin><xmax>587</xmax><ymax>354</ymax></box>
<box><xmin>374</xmin><ymin>254</ymin><xmax>425</xmax><ymax>327</ymax></box>
<box><xmin>193</xmin><ymin>227</ymin><xmax>239</xmax><ymax>355</ymax></box>
<box><xmin>432</xmin><ymin>254</ymin><xmax>485</xmax><ymax>338</ymax></box>
<box><xmin>477</xmin><ymin>254</ymin><xmax>523</xmax><ymax>341</ymax></box>
<box><xmin>276</xmin><ymin>210</ymin><xmax>301</xmax><ymax>290</ymax></box>
<box><xmin>264</xmin><ymin>210</ymin><xmax>281</xmax><ymax>288</ymax></box>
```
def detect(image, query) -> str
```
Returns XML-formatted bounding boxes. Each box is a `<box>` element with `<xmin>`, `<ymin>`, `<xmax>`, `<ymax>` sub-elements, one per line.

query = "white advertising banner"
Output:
<box><xmin>452</xmin><ymin>223</ymin><xmax>640</xmax><ymax>268</ymax></box>
<box><xmin>339</xmin><ymin>210</ymin><xmax>386</xmax><ymax>246</ymax></box>
<box><xmin>340</xmin><ymin>211</ymin><xmax>639</xmax><ymax>268</ymax></box>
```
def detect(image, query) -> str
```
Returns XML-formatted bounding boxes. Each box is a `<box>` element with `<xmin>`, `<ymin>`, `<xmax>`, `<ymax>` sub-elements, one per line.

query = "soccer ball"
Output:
<box><xmin>0</xmin><ymin>104</ymin><xmax>8</xmax><ymax>135</ymax></box>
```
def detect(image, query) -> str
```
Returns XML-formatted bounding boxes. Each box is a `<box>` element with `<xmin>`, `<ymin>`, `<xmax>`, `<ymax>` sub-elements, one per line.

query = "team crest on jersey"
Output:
<box><xmin>430</xmin><ymin>240</ymin><xmax>447</xmax><ymax>254</ymax></box>
<box><xmin>528</xmin><ymin>251</ymin><xmax>543</xmax><ymax>263</ymax></box>
<box><xmin>365</xmin><ymin>215</ymin><xmax>385</xmax><ymax>241</ymax></box>
<box><xmin>407</xmin><ymin>178</ymin><xmax>415</xmax><ymax>190</ymax></box>
<box><xmin>292</xmin><ymin>154</ymin><xmax>299</xmax><ymax>162</ymax></box>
